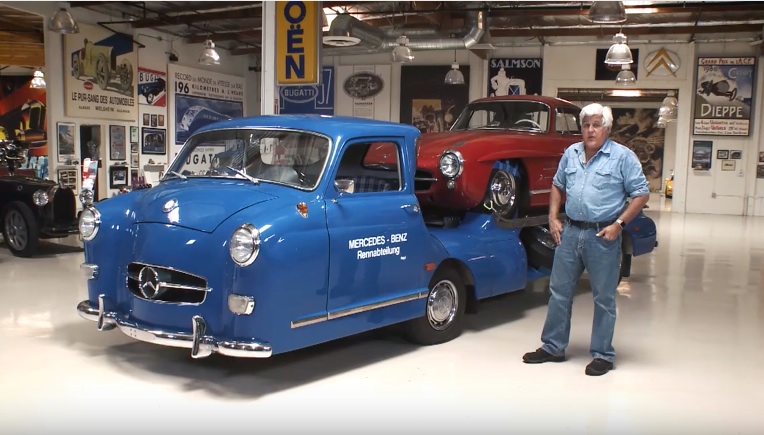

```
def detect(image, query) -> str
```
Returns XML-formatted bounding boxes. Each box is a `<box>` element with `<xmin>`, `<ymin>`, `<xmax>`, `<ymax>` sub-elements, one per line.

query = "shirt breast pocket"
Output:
<box><xmin>593</xmin><ymin>166</ymin><xmax>623</xmax><ymax>190</ymax></box>
<box><xmin>564</xmin><ymin>166</ymin><xmax>578</xmax><ymax>187</ymax></box>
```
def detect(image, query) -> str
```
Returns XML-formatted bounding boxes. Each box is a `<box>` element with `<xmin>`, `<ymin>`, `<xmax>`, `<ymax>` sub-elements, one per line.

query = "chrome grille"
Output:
<box><xmin>127</xmin><ymin>262</ymin><xmax>209</xmax><ymax>304</ymax></box>
<box><xmin>415</xmin><ymin>169</ymin><xmax>436</xmax><ymax>191</ymax></box>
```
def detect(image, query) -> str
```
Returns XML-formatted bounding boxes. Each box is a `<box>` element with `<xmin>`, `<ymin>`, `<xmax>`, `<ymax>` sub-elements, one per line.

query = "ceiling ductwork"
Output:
<box><xmin>323</xmin><ymin>9</ymin><xmax>486</xmax><ymax>55</ymax></box>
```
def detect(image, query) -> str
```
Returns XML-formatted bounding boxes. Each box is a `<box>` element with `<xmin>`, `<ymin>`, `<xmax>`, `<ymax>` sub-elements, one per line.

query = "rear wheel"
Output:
<box><xmin>2</xmin><ymin>201</ymin><xmax>39</xmax><ymax>257</ymax></box>
<box><xmin>402</xmin><ymin>268</ymin><xmax>466</xmax><ymax>345</ymax></box>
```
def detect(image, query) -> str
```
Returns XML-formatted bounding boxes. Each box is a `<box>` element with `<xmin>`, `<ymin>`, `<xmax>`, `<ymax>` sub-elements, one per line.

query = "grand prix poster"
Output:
<box><xmin>693</xmin><ymin>57</ymin><xmax>755</xmax><ymax>136</ymax></box>
<box><xmin>63</xmin><ymin>23</ymin><xmax>138</xmax><ymax>121</ymax></box>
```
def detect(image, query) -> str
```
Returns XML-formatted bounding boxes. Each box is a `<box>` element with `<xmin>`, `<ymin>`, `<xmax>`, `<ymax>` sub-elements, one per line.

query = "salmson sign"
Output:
<box><xmin>693</xmin><ymin>57</ymin><xmax>755</xmax><ymax>136</ymax></box>
<box><xmin>64</xmin><ymin>23</ymin><xmax>137</xmax><ymax>121</ymax></box>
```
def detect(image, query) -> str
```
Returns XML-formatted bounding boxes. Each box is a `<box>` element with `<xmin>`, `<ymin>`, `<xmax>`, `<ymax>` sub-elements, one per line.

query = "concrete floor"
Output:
<box><xmin>1</xmin><ymin>204</ymin><xmax>762</xmax><ymax>434</ymax></box>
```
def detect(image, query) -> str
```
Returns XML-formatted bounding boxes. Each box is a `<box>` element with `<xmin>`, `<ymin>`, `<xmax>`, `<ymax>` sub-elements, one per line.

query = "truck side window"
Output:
<box><xmin>337</xmin><ymin>141</ymin><xmax>402</xmax><ymax>193</ymax></box>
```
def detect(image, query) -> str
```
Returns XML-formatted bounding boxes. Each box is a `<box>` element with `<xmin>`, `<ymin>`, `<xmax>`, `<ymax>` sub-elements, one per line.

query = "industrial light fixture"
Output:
<box><xmin>658</xmin><ymin>91</ymin><xmax>678</xmax><ymax>123</ymax></box>
<box><xmin>48</xmin><ymin>7</ymin><xmax>79</xmax><ymax>34</ymax></box>
<box><xmin>391</xmin><ymin>35</ymin><xmax>414</xmax><ymax>63</ymax></box>
<box><xmin>615</xmin><ymin>64</ymin><xmax>636</xmax><ymax>87</ymax></box>
<box><xmin>199</xmin><ymin>39</ymin><xmax>220</xmax><ymax>65</ymax></box>
<box><xmin>30</xmin><ymin>68</ymin><xmax>46</xmax><ymax>89</ymax></box>
<box><xmin>605</xmin><ymin>32</ymin><xmax>633</xmax><ymax>65</ymax></box>
<box><xmin>444</xmin><ymin>50</ymin><xmax>465</xmax><ymax>85</ymax></box>
<box><xmin>588</xmin><ymin>1</ymin><xmax>626</xmax><ymax>23</ymax></box>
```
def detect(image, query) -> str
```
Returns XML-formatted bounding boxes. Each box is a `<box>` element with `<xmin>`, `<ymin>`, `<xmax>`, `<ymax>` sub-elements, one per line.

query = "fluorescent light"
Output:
<box><xmin>626</xmin><ymin>7</ymin><xmax>659</xmax><ymax>14</ymax></box>
<box><xmin>610</xmin><ymin>90</ymin><xmax>642</xmax><ymax>97</ymax></box>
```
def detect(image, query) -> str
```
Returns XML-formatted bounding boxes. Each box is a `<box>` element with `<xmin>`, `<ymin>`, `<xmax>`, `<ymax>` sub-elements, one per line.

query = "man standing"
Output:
<box><xmin>522</xmin><ymin>103</ymin><xmax>650</xmax><ymax>376</ymax></box>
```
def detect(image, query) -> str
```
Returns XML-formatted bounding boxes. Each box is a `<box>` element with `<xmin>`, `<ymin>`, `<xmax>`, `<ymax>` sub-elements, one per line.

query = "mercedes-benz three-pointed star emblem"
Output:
<box><xmin>163</xmin><ymin>198</ymin><xmax>178</xmax><ymax>213</ymax></box>
<box><xmin>138</xmin><ymin>266</ymin><xmax>163</xmax><ymax>299</ymax></box>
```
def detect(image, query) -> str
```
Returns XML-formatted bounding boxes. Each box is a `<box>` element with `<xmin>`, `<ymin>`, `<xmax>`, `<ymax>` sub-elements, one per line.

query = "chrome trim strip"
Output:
<box><xmin>290</xmin><ymin>290</ymin><xmax>429</xmax><ymax>329</ymax></box>
<box><xmin>76</xmin><ymin>296</ymin><xmax>272</xmax><ymax>358</ymax></box>
<box><xmin>529</xmin><ymin>188</ymin><xmax>552</xmax><ymax>195</ymax></box>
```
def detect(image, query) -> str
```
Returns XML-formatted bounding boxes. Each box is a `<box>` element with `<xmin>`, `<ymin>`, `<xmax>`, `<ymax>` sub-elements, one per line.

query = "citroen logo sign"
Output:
<box><xmin>138</xmin><ymin>266</ymin><xmax>163</xmax><ymax>299</ymax></box>
<box><xmin>163</xmin><ymin>198</ymin><xmax>178</xmax><ymax>213</ymax></box>
<box><xmin>645</xmin><ymin>48</ymin><xmax>681</xmax><ymax>77</ymax></box>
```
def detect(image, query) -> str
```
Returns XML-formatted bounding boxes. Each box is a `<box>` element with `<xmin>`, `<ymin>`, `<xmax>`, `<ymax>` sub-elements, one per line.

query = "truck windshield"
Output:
<box><xmin>168</xmin><ymin>128</ymin><xmax>330</xmax><ymax>189</ymax></box>
<box><xmin>450</xmin><ymin>101</ymin><xmax>550</xmax><ymax>133</ymax></box>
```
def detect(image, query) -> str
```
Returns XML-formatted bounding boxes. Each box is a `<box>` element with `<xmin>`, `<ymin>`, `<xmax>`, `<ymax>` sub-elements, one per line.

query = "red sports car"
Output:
<box><xmin>414</xmin><ymin>95</ymin><xmax>583</xmax><ymax>219</ymax></box>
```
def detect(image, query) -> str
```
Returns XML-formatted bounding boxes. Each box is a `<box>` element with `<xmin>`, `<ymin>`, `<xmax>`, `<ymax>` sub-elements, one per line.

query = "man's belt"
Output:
<box><xmin>567</xmin><ymin>219</ymin><xmax>616</xmax><ymax>230</ymax></box>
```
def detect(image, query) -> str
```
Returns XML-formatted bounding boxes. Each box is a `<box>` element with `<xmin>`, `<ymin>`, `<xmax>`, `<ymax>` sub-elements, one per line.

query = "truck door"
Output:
<box><xmin>325</xmin><ymin>139</ymin><xmax>428</xmax><ymax>315</ymax></box>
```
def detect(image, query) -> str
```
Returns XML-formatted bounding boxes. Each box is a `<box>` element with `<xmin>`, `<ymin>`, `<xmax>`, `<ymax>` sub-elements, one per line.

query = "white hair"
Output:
<box><xmin>580</xmin><ymin>103</ymin><xmax>613</xmax><ymax>129</ymax></box>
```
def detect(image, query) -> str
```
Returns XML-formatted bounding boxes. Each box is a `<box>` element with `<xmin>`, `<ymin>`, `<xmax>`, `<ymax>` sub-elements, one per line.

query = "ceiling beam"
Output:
<box><xmin>0</xmin><ymin>43</ymin><xmax>44</xmax><ymax>67</ymax></box>
<box><xmin>131</xmin><ymin>6</ymin><xmax>263</xmax><ymax>28</ymax></box>
<box><xmin>491</xmin><ymin>23</ymin><xmax>764</xmax><ymax>38</ymax></box>
<box><xmin>186</xmin><ymin>29</ymin><xmax>261</xmax><ymax>44</ymax></box>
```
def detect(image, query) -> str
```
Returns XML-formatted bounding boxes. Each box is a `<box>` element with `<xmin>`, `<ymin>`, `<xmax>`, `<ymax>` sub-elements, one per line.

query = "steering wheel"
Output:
<box><xmin>513</xmin><ymin>119</ymin><xmax>542</xmax><ymax>130</ymax></box>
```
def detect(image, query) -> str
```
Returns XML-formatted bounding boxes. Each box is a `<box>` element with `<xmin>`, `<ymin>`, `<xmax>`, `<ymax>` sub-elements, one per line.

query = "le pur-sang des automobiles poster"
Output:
<box><xmin>693</xmin><ymin>57</ymin><xmax>755</xmax><ymax>136</ymax></box>
<box><xmin>167</xmin><ymin>64</ymin><xmax>245</xmax><ymax>155</ymax></box>
<box><xmin>64</xmin><ymin>23</ymin><xmax>138</xmax><ymax>122</ymax></box>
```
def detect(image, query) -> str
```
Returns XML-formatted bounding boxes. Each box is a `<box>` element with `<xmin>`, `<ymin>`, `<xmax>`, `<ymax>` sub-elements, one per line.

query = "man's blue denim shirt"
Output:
<box><xmin>552</xmin><ymin>138</ymin><xmax>650</xmax><ymax>223</ymax></box>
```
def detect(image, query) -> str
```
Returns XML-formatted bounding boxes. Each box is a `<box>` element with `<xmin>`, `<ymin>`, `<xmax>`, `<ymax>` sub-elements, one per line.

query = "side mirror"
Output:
<box><xmin>334</xmin><ymin>179</ymin><xmax>355</xmax><ymax>194</ymax></box>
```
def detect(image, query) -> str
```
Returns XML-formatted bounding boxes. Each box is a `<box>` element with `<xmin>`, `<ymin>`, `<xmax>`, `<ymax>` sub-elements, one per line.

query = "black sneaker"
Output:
<box><xmin>522</xmin><ymin>348</ymin><xmax>565</xmax><ymax>364</ymax></box>
<box><xmin>585</xmin><ymin>358</ymin><xmax>614</xmax><ymax>376</ymax></box>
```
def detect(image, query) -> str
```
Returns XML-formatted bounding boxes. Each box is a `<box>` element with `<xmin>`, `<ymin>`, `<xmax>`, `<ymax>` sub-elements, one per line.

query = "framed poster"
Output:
<box><xmin>487</xmin><ymin>58</ymin><xmax>543</xmax><ymax>96</ymax></box>
<box><xmin>109</xmin><ymin>125</ymin><xmax>126</xmax><ymax>160</ymax></box>
<box><xmin>109</xmin><ymin>165</ymin><xmax>128</xmax><ymax>188</ymax></box>
<box><xmin>56</xmin><ymin>122</ymin><xmax>76</xmax><ymax>163</ymax></box>
<box><xmin>400</xmin><ymin>65</ymin><xmax>470</xmax><ymax>133</ymax></box>
<box><xmin>130</xmin><ymin>126</ymin><xmax>139</xmax><ymax>142</ymax></box>
<box><xmin>717</xmin><ymin>149</ymin><xmax>729</xmax><ymax>159</ymax></box>
<box><xmin>57</xmin><ymin>167</ymin><xmax>78</xmax><ymax>189</ymax></box>
<box><xmin>693</xmin><ymin>57</ymin><xmax>755</xmax><ymax>136</ymax></box>
<box><xmin>692</xmin><ymin>140</ymin><xmax>713</xmax><ymax>170</ymax></box>
<box><xmin>142</xmin><ymin>127</ymin><xmax>166</xmax><ymax>155</ymax></box>
<box><xmin>721</xmin><ymin>160</ymin><xmax>735</xmax><ymax>171</ymax></box>
<box><xmin>609</xmin><ymin>108</ymin><xmax>665</xmax><ymax>190</ymax></box>
<box><xmin>730</xmin><ymin>150</ymin><xmax>742</xmax><ymax>159</ymax></box>
<box><xmin>130</xmin><ymin>153</ymin><xmax>139</xmax><ymax>168</ymax></box>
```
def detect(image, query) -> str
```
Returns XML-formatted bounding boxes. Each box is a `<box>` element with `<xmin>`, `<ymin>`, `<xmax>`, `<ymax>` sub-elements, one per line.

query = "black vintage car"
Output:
<box><xmin>0</xmin><ymin>140</ymin><xmax>79</xmax><ymax>257</ymax></box>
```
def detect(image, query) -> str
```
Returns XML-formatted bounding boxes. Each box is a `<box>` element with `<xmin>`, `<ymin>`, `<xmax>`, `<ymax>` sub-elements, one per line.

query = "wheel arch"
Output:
<box><xmin>434</xmin><ymin>258</ymin><xmax>477</xmax><ymax>313</ymax></box>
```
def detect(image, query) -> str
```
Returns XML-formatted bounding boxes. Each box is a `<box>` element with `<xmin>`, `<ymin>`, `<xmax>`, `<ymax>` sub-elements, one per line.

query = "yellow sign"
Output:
<box><xmin>276</xmin><ymin>1</ymin><xmax>321</xmax><ymax>85</ymax></box>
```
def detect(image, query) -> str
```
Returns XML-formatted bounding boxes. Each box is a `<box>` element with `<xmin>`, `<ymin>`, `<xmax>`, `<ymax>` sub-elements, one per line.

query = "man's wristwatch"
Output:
<box><xmin>616</xmin><ymin>218</ymin><xmax>626</xmax><ymax>229</ymax></box>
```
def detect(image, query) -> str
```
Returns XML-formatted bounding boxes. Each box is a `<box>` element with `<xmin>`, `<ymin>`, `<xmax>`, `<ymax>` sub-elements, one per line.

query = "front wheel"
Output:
<box><xmin>2</xmin><ymin>201</ymin><xmax>40</xmax><ymax>257</ymax></box>
<box><xmin>484</xmin><ymin>168</ymin><xmax>518</xmax><ymax>219</ymax></box>
<box><xmin>402</xmin><ymin>268</ymin><xmax>466</xmax><ymax>345</ymax></box>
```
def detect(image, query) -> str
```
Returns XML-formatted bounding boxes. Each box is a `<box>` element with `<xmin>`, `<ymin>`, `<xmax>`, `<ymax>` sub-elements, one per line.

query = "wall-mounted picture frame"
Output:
<box><xmin>151</xmin><ymin>114</ymin><xmax>158</xmax><ymax>127</ymax></box>
<box><xmin>57</xmin><ymin>167</ymin><xmax>78</xmax><ymax>189</ymax></box>
<box><xmin>721</xmin><ymin>160</ymin><xmax>735</xmax><ymax>171</ymax></box>
<box><xmin>130</xmin><ymin>126</ymin><xmax>139</xmax><ymax>143</ymax></box>
<box><xmin>142</xmin><ymin>127</ymin><xmax>166</xmax><ymax>155</ymax></box>
<box><xmin>158</xmin><ymin>114</ymin><xmax>165</xmax><ymax>127</ymax></box>
<box><xmin>56</xmin><ymin>122</ymin><xmax>77</xmax><ymax>164</ymax></box>
<box><xmin>730</xmin><ymin>150</ymin><xmax>742</xmax><ymax>160</ymax></box>
<box><xmin>131</xmin><ymin>153</ymin><xmax>139</xmax><ymax>168</ymax></box>
<box><xmin>109</xmin><ymin>125</ymin><xmax>127</xmax><ymax>160</ymax></box>
<box><xmin>109</xmin><ymin>165</ymin><xmax>129</xmax><ymax>189</ymax></box>
<box><xmin>130</xmin><ymin>142</ymin><xmax>138</xmax><ymax>153</ymax></box>
<box><xmin>692</xmin><ymin>140</ymin><xmax>713</xmax><ymax>170</ymax></box>
<box><xmin>716</xmin><ymin>149</ymin><xmax>729</xmax><ymax>159</ymax></box>
<box><xmin>143</xmin><ymin>113</ymin><xmax>150</xmax><ymax>126</ymax></box>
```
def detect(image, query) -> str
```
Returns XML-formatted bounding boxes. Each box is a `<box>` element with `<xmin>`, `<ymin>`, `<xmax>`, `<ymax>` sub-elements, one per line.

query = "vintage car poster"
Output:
<box><xmin>400</xmin><ymin>65</ymin><xmax>470</xmax><ymax>133</ymax></box>
<box><xmin>56</xmin><ymin>122</ymin><xmax>76</xmax><ymax>164</ymax></box>
<box><xmin>0</xmin><ymin>75</ymin><xmax>47</xmax><ymax>158</ymax></box>
<box><xmin>692</xmin><ymin>140</ymin><xmax>713</xmax><ymax>170</ymax></box>
<box><xmin>137</xmin><ymin>67</ymin><xmax>167</xmax><ymax>107</ymax></box>
<box><xmin>610</xmin><ymin>108</ymin><xmax>665</xmax><ymax>191</ymax></box>
<box><xmin>63</xmin><ymin>23</ymin><xmax>138</xmax><ymax>121</ymax></box>
<box><xmin>167</xmin><ymin>64</ymin><xmax>245</xmax><ymax>151</ymax></box>
<box><xmin>278</xmin><ymin>66</ymin><xmax>334</xmax><ymax>115</ymax></box>
<box><xmin>486</xmin><ymin>58</ymin><xmax>543</xmax><ymax>96</ymax></box>
<box><xmin>693</xmin><ymin>57</ymin><xmax>755</xmax><ymax>136</ymax></box>
<box><xmin>336</xmin><ymin>65</ymin><xmax>391</xmax><ymax>121</ymax></box>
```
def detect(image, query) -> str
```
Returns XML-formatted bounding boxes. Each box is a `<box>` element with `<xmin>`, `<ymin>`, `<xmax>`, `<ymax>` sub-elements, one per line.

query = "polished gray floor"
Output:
<box><xmin>1</xmin><ymin>197</ymin><xmax>762</xmax><ymax>434</ymax></box>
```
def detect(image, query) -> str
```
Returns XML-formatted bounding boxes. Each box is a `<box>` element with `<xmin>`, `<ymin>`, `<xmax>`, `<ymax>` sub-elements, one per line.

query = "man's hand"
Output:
<box><xmin>549</xmin><ymin>217</ymin><xmax>564</xmax><ymax>245</ymax></box>
<box><xmin>596</xmin><ymin>223</ymin><xmax>622</xmax><ymax>241</ymax></box>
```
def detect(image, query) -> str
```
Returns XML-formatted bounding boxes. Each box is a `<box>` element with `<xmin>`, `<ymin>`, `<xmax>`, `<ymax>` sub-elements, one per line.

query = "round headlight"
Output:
<box><xmin>439</xmin><ymin>151</ymin><xmax>463</xmax><ymax>178</ymax></box>
<box><xmin>229</xmin><ymin>224</ymin><xmax>261</xmax><ymax>266</ymax></box>
<box><xmin>33</xmin><ymin>189</ymin><xmax>49</xmax><ymax>206</ymax></box>
<box><xmin>79</xmin><ymin>207</ymin><xmax>101</xmax><ymax>241</ymax></box>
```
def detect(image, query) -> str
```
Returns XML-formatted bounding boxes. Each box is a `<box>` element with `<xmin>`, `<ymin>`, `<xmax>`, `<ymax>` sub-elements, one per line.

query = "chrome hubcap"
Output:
<box><xmin>427</xmin><ymin>280</ymin><xmax>458</xmax><ymax>330</ymax></box>
<box><xmin>490</xmin><ymin>171</ymin><xmax>516</xmax><ymax>209</ymax></box>
<box><xmin>4</xmin><ymin>210</ymin><xmax>28</xmax><ymax>250</ymax></box>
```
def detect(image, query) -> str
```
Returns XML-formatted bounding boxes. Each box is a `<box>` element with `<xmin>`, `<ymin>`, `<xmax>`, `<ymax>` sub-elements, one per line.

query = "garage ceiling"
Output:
<box><xmin>2</xmin><ymin>1</ymin><xmax>764</xmax><ymax>68</ymax></box>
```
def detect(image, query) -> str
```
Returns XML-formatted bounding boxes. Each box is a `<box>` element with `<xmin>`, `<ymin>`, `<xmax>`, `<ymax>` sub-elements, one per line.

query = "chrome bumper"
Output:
<box><xmin>76</xmin><ymin>295</ymin><xmax>272</xmax><ymax>359</ymax></box>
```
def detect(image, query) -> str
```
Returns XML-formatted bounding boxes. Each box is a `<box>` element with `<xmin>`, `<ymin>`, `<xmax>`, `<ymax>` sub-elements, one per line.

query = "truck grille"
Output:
<box><xmin>127</xmin><ymin>262</ymin><xmax>210</xmax><ymax>304</ymax></box>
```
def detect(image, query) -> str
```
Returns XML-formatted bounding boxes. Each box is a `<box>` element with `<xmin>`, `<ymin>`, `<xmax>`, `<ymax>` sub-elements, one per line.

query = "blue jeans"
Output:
<box><xmin>540</xmin><ymin>221</ymin><xmax>621</xmax><ymax>362</ymax></box>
